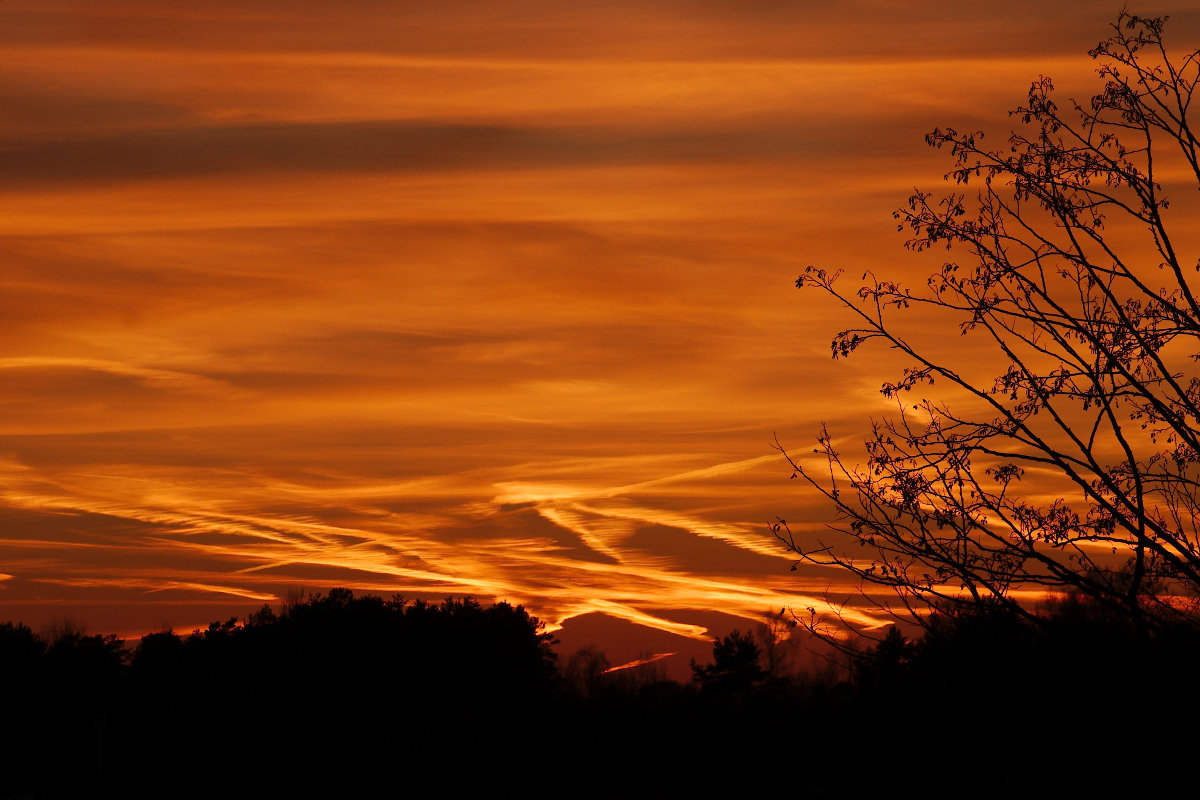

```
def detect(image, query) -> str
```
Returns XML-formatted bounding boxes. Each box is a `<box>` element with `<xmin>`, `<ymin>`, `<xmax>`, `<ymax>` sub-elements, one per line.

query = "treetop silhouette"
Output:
<box><xmin>691</xmin><ymin>629</ymin><xmax>766</xmax><ymax>696</ymax></box>
<box><xmin>776</xmin><ymin>11</ymin><xmax>1200</xmax><ymax>635</ymax></box>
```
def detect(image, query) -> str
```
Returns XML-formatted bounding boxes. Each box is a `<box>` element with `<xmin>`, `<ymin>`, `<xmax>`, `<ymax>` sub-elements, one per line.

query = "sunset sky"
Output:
<box><xmin>3</xmin><ymin>0</ymin><xmax>1198</xmax><ymax>672</ymax></box>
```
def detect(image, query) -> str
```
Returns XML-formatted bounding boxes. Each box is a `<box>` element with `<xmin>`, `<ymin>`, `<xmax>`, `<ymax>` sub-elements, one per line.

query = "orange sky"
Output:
<box><xmin>3</xmin><ymin>0</ymin><xmax>1198</xmax><ymax>669</ymax></box>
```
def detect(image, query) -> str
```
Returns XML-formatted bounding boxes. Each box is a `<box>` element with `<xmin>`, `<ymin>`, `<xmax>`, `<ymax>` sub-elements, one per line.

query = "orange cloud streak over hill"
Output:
<box><xmin>2</xmin><ymin>0</ymin><xmax>1198</xmax><ymax>668</ymax></box>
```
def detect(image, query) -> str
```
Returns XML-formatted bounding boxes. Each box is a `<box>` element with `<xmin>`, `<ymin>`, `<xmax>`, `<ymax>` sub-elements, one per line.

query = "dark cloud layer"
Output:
<box><xmin>0</xmin><ymin>118</ymin><xmax>919</xmax><ymax>187</ymax></box>
<box><xmin>5</xmin><ymin>0</ymin><xmax>1183</xmax><ymax>60</ymax></box>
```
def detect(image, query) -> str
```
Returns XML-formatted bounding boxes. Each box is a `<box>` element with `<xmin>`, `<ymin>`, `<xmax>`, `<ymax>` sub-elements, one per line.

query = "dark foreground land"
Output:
<box><xmin>1</xmin><ymin>589</ymin><xmax>1197</xmax><ymax>798</ymax></box>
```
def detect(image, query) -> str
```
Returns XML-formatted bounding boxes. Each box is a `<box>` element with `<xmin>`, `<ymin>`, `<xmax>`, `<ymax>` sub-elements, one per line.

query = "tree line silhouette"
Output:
<box><xmin>2</xmin><ymin>591</ymin><xmax>559</xmax><ymax>796</ymax></box>
<box><xmin>2</xmin><ymin>588</ymin><xmax>1198</xmax><ymax>796</ymax></box>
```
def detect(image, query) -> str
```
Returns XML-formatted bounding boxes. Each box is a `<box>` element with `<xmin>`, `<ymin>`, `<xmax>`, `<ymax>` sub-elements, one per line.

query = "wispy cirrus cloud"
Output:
<box><xmin>4</xmin><ymin>0</ymin><xmax>1188</xmax><ymax>647</ymax></box>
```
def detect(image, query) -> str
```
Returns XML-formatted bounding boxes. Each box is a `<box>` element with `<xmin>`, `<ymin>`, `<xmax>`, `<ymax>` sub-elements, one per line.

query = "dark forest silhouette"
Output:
<box><xmin>2</xmin><ymin>589</ymin><xmax>1198</xmax><ymax>796</ymax></box>
<box><xmin>3</xmin><ymin>592</ymin><xmax>560</xmax><ymax>796</ymax></box>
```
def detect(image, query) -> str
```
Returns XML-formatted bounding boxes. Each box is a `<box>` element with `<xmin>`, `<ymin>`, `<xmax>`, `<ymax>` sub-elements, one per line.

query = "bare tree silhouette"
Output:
<box><xmin>776</xmin><ymin>12</ymin><xmax>1200</xmax><ymax>635</ymax></box>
